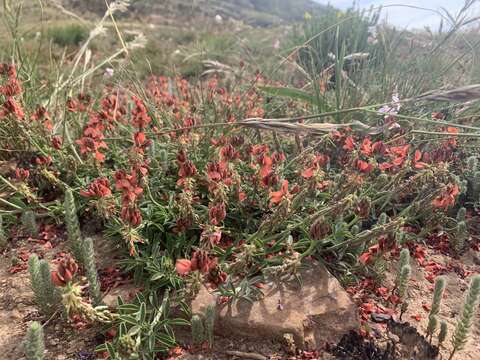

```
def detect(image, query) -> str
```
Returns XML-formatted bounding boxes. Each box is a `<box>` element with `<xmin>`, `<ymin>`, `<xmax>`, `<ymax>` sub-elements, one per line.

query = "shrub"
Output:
<box><xmin>47</xmin><ymin>24</ymin><xmax>88</xmax><ymax>47</ymax></box>
<box><xmin>24</xmin><ymin>321</ymin><xmax>44</xmax><ymax>360</ymax></box>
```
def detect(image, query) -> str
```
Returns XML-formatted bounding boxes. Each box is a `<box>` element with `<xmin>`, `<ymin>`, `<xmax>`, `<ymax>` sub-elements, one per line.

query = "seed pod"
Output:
<box><xmin>309</xmin><ymin>217</ymin><xmax>330</xmax><ymax>240</ymax></box>
<box><xmin>351</xmin><ymin>224</ymin><xmax>360</xmax><ymax>236</ymax></box>
<box><xmin>355</xmin><ymin>197</ymin><xmax>371</xmax><ymax>218</ymax></box>
<box><xmin>378</xmin><ymin>212</ymin><xmax>388</xmax><ymax>226</ymax></box>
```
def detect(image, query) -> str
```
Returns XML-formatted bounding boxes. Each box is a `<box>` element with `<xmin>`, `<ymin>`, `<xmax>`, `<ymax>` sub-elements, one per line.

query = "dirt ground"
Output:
<box><xmin>1</xmin><ymin>224</ymin><xmax>478</xmax><ymax>360</ymax></box>
<box><xmin>0</xmin><ymin>240</ymin><xmax>98</xmax><ymax>359</ymax></box>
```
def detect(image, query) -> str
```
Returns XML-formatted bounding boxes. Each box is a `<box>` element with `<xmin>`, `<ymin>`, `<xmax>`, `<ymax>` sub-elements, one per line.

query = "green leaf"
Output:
<box><xmin>168</xmin><ymin>318</ymin><xmax>190</xmax><ymax>326</ymax></box>
<box><xmin>119</xmin><ymin>323</ymin><xmax>127</xmax><ymax>337</ymax></box>
<box><xmin>105</xmin><ymin>342</ymin><xmax>117</xmax><ymax>358</ymax></box>
<box><xmin>128</xmin><ymin>325</ymin><xmax>141</xmax><ymax>336</ymax></box>
<box><xmin>150</xmin><ymin>272</ymin><xmax>165</xmax><ymax>281</ymax></box>
<box><xmin>138</xmin><ymin>302</ymin><xmax>147</xmax><ymax>323</ymax></box>
<box><xmin>259</xmin><ymin>86</ymin><xmax>317</xmax><ymax>105</ymax></box>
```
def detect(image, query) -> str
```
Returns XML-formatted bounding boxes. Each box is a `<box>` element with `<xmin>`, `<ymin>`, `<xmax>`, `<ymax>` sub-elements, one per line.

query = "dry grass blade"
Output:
<box><xmin>239</xmin><ymin>119</ymin><xmax>383</xmax><ymax>136</ymax></box>
<box><xmin>413</xmin><ymin>84</ymin><xmax>480</xmax><ymax>102</ymax></box>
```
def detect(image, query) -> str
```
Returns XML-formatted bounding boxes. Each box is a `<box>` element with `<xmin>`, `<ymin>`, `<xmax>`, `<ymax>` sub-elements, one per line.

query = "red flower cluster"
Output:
<box><xmin>80</xmin><ymin>177</ymin><xmax>112</xmax><ymax>198</ymax></box>
<box><xmin>51</xmin><ymin>256</ymin><xmax>78</xmax><ymax>287</ymax></box>
<box><xmin>67</xmin><ymin>93</ymin><xmax>92</xmax><ymax>113</ymax></box>
<box><xmin>209</xmin><ymin>201</ymin><xmax>226</xmax><ymax>226</ymax></box>
<box><xmin>76</xmin><ymin>126</ymin><xmax>108</xmax><ymax>162</ymax></box>
<box><xmin>175</xmin><ymin>251</ymin><xmax>218</xmax><ymax>276</ymax></box>
<box><xmin>15</xmin><ymin>168</ymin><xmax>30</xmax><ymax>181</ymax></box>
<box><xmin>177</xmin><ymin>149</ymin><xmax>197</xmax><ymax>188</ymax></box>
<box><xmin>131</xmin><ymin>96</ymin><xmax>151</xmax><ymax>129</ymax></box>
<box><xmin>270</xmin><ymin>179</ymin><xmax>290</xmax><ymax>205</ymax></box>
<box><xmin>30</xmin><ymin>105</ymin><xmax>53</xmax><ymax>131</ymax></box>
<box><xmin>0</xmin><ymin>64</ymin><xmax>24</xmax><ymax>120</ymax></box>
<box><xmin>432</xmin><ymin>183</ymin><xmax>459</xmax><ymax>210</ymax></box>
<box><xmin>76</xmin><ymin>94</ymin><xmax>128</xmax><ymax>162</ymax></box>
<box><xmin>114</xmin><ymin>170</ymin><xmax>144</xmax><ymax>227</ymax></box>
<box><xmin>301</xmin><ymin>153</ymin><xmax>329</xmax><ymax>179</ymax></box>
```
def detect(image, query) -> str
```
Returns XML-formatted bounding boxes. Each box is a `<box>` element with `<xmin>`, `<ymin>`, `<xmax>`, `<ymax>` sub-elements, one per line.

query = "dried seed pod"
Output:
<box><xmin>309</xmin><ymin>217</ymin><xmax>330</xmax><ymax>240</ymax></box>
<box><xmin>355</xmin><ymin>197</ymin><xmax>371</xmax><ymax>218</ymax></box>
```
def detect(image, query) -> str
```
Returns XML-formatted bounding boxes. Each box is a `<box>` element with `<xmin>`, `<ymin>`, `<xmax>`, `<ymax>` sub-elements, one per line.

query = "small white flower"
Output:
<box><xmin>215</xmin><ymin>14</ymin><xmax>223</xmax><ymax>24</ymax></box>
<box><xmin>104</xmin><ymin>68</ymin><xmax>114</xmax><ymax>77</ymax></box>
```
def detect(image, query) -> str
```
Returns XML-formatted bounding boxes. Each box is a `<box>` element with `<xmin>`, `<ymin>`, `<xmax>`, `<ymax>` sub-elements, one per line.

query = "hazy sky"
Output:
<box><xmin>315</xmin><ymin>1</ymin><xmax>479</xmax><ymax>28</ymax></box>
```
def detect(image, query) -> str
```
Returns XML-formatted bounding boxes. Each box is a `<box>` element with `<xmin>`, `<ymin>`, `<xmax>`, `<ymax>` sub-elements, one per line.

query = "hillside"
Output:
<box><xmin>64</xmin><ymin>0</ymin><xmax>329</xmax><ymax>26</ymax></box>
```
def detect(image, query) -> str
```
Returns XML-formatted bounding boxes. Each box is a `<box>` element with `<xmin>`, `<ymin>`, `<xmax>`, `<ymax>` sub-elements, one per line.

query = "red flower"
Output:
<box><xmin>121</xmin><ymin>206</ymin><xmax>142</xmax><ymax>227</ymax></box>
<box><xmin>131</xmin><ymin>96</ymin><xmax>151</xmax><ymax>129</ymax></box>
<box><xmin>261</xmin><ymin>171</ymin><xmax>279</xmax><ymax>188</ymax></box>
<box><xmin>15</xmin><ymin>168</ymin><xmax>29</xmax><ymax>181</ymax></box>
<box><xmin>81</xmin><ymin>177</ymin><xmax>112</xmax><ymax>198</ymax></box>
<box><xmin>258</xmin><ymin>154</ymin><xmax>273</xmax><ymax>178</ymax></box>
<box><xmin>0</xmin><ymin>78</ymin><xmax>22</xmax><ymax>97</ymax></box>
<box><xmin>209</xmin><ymin>202</ymin><xmax>226</xmax><ymax>225</ymax></box>
<box><xmin>413</xmin><ymin>150</ymin><xmax>428</xmax><ymax>169</ymax></box>
<box><xmin>220</xmin><ymin>144</ymin><xmax>239</xmax><ymax>161</ymax></box>
<box><xmin>51</xmin><ymin>136</ymin><xmax>63</xmax><ymax>150</ymax></box>
<box><xmin>432</xmin><ymin>184</ymin><xmax>459</xmax><ymax>209</ymax></box>
<box><xmin>175</xmin><ymin>259</ymin><xmax>192</xmax><ymax>276</ymax></box>
<box><xmin>178</xmin><ymin>160</ymin><xmax>197</xmax><ymax>178</ymax></box>
<box><xmin>191</xmin><ymin>250</ymin><xmax>217</xmax><ymax>274</ymax></box>
<box><xmin>343</xmin><ymin>136</ymin><xmax>356</xmax><ymax>151</ymax></box>
<box><xmin>0</xmin><ymin>97</ymin><xmax>24</xmax><ymax>120</ymax></box>
<box><xmin>269</xmin><ymin>179</ymin><xmax>290</xmax><ymax>205</ymax></box>
<box><xmin>76</xmin><ymin>126</ymin><xmax>108</xmax><ymax>162</ymax></box>
<box><xmin>357</xmin><ymin>159</ymin><xmax>373</xmax><ymax>173</ymax></box>
<box><xmin>51</xmin><ymin>256</ymin><xmax>78</xmax><ymax>287</ymax></box>
<box><xmin>360</xmin><ymin>138</ymin><xmax>372</xmax><ymax>156</ymax></box>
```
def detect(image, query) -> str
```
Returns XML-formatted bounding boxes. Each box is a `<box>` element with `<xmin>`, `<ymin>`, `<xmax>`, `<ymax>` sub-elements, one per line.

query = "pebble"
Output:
<box><xmin>10</xmin><ymin>309</ymin><xmax>23</xmax><ymax>320</ymax></box>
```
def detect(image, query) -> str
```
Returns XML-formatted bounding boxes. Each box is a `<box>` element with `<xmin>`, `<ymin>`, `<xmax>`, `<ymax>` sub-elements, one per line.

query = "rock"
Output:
<box><xmin>10</xmin><ymin>309</ymin><xmax>23</xmax><ymax>320</ymax></box>
<box><xmin>191</xmin><ymin>263</ymin><xmax>358</xmax><ymax>349</ymax></box>
<box><xmin>102</xmin><ymin>284</ymin><xmax>135</xmax><ymax>308</ymax></box>
<box><xmin>371</xmin><ymin>313</ymin><xmax>392</xmax><ymax>323</ymax></box>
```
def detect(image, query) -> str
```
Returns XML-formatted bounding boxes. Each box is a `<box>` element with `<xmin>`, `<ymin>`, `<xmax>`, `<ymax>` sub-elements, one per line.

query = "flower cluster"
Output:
<box><xmin>51</xmin><ymin>255</ymin><xmax>79</xmax><ymax>287</ymax></box>
<box><xmin>0</xmin><ymin>64</ymin><xmax>24</xmax><ymax>120</ymax></box>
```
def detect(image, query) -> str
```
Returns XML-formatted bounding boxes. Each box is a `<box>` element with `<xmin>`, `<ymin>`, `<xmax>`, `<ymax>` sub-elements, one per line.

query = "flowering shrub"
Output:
<box><xmin>1</xmin><ymin>60</ymin><xmax>475</xmax><ymax>357</ymax></box>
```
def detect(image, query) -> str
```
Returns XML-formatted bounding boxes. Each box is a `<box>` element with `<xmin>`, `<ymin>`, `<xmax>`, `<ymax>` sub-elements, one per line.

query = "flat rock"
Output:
<box><xmin>191</xmin><ymin>263</ymin><xmax>359</xmax><ymax>349</ymax></box>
